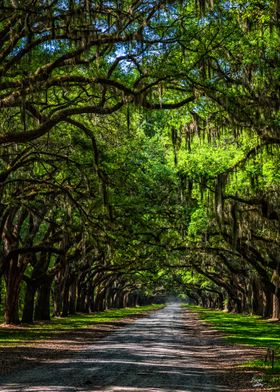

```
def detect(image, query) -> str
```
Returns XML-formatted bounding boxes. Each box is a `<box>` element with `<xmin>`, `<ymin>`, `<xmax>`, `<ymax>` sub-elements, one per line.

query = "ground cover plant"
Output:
<box><xmin>187</xmin><ymin>305</ymin><xmax>280</xmax><ymax>387</ymax></box>
<box><xmin>0</xmin><ymin>305</ymin><xmax>163</xmax><ymax>346</ymax></box>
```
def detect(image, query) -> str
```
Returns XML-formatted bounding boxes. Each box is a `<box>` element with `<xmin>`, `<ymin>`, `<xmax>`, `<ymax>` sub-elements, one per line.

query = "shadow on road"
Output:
<box><xmin>0</xmin><ymin>304</ymin><xmax>261</xmax><ymax>392</ymax></box>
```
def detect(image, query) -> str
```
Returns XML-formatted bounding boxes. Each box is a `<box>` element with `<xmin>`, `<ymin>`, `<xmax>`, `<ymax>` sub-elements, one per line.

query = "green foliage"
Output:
<box><xmin>0</xmin><ymin>0</ymin><xmax>280</xmax><ymax>325</ymax></box>
<box><xmin>188</xmin><ymin>207</ymin><xmax>208</xmax><ymax>240</ymax></box>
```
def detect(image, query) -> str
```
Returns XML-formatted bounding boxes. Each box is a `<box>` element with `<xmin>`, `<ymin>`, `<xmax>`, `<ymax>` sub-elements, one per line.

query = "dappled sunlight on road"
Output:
<box><xmin>0</xmin><ymin>304</ymin><xmax>254</xmax><ymax>391</ymax></box>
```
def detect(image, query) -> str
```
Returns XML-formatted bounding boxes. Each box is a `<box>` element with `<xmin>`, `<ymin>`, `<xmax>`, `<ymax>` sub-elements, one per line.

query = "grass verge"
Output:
<box><xmin>0</xmin><ymin>304</ymin><xmax>164</xmax><ymax>346</ymax></box>
<box><xmin>185</xmin><ymin>305</ymin><xmax>280</xmax><ymax>387</ymax></box>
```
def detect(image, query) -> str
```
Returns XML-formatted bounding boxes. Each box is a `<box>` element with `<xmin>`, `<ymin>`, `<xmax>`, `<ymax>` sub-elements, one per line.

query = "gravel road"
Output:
<box><xmin>0</xmin><ymin>304</ymin><xmax>263</xmax><ymax>392</ymax></box>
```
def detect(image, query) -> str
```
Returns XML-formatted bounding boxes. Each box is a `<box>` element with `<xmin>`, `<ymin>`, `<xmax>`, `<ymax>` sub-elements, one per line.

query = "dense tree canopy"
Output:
<box><xmin>0</xmin><ymin>0</ymin><xmax>279</xmax><ymax>324</ymax></box>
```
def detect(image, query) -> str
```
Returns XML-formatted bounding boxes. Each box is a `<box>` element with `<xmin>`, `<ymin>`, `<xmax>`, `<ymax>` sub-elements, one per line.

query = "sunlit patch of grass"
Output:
<box><xmin>241</xmin><ymin>359</ymin><xmax>280</xmax><ymax>371</ymax></box>
<box><xmin>185</xmin><ymin>305</ymin><xmax>280</xmax><ymax>388</ymax></box>
<box><xmin>0</xmin><ymin>304</ymin><xmax>164</xmax><ymax>346</ymax></box>
<box><xmin>186</xmin><ymin>305</ymin><xmax>280</xmax><ymax>348</ymax></box>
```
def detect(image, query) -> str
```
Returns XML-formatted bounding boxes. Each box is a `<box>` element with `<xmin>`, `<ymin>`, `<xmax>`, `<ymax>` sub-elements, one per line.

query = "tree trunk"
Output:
<box><xmin>104</xmin><ymin>287</ymin><xmax>111</xmax><ymax>310</ymax></box>
<box><xmin>217</xmin><ymin>292</ymin><xmax>224</xmax><ymax>310</ymax></box>
<box><xmin>272</xmin><ymin>269</ymin><xmax>280</xmax><ymax>319</ymax></box>
<box><xmin>95</xmin><ymin>290</ymin><xmax>105</xmax><ymax>311</ymax></box>
<box><xmin>122</xmin><ymin>292</ymin><xmax>129</xmax><ymax>308</ymax></box>
<box><xmin>62</xmin><ymin>280</ymin><xmax>70</xmax><ymax>317</ymax></box>
<box><xmin>69</xmin><ymin>279</ymin><xmax>77</xmax><ymax>314</ymax></box>
<box><xmin>89</xmin><ymin>286</ymin><xmax>95</xmax><ymax>312</ymax></box>
<box><xmin>34</xmin><ymin>278</ymin><xmax>52</xmax><ymax>321</ymax></box>
<box><xmin>22</xmin><ymin>252</ymin><xmax>51</xmax><ymax>323</ymax></box>
<box><xmin>22</xmin><ymin>282</ymin><xmax>37</xmax><ymax>323</ymax></box>
<box><xmin>111</xmin><ymin>290</ymin><xmax>117</xmax><ymax>308</ymax></box>
<box><xmin>251</xmin><ymin>279</ymin><xmax>263</xmax><ymax>316</ymax></box>
<box><xmin>262</xmin><ymin>286</ymin><xmax>273</xmax><ymax>318</ymax></box>
<box><xmin>76</xmin><ymin>285</ymin><xmax>87</xmax><ymax>312</ymax></box>
<box><xmin>4</xmin><ymin>281</ymin><xmax>21</xmax><ymax>324</ymax></box>
<box><xmin>272</xmin><ymin>294</ymin><xmax>280</xmax><ymax>319</ymax></box>
<box><xmin>0</xmin><ymin>278</ymin><xmax>2</xmax><ymax>309</ymax></box>
<box><xmin>4</xmin><ymin>260</ymin><xmax>22</xmax><ymax>324</ymax></box>
<box><xmin>84</xmin><ymin>293</ymin><xmax>90</xmax><ymax>313</ymax></box>
<box><xmin>234</xmin><ymin>297</ymin><xmax>242</xmax><ymax>313</ymax></box>
<box><xmin>52</xmin><ymin>274</ymin><xmax>63</xmax><ymax>317</ymax></box>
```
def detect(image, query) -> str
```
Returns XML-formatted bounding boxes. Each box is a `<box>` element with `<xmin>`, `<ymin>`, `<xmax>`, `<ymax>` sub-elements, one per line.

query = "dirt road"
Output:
<box><xmin>0</xmin><ymin>304</ymin><xmax>264</xmax><ymax>391</ymax></box>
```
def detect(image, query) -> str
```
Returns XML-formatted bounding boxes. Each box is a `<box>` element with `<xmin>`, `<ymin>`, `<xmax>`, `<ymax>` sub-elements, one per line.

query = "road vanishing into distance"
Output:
<box><xmin>0</xmin><ymin>304</ymin><xmax>259</xmax><ymax>392</ymax></box>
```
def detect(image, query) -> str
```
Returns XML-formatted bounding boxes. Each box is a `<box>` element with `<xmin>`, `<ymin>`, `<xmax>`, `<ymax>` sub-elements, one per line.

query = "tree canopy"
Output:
<box><xmin>0</xmin><ymin>0</ymin><xmax>279</xmax><ymax>324</ymax></box>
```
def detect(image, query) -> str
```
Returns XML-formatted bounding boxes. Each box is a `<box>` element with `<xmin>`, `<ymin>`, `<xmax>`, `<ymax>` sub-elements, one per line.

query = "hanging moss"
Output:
<box><xmin>126</xmin><ymin>106</ymin><xmax>130</xmax><ymax>132</ymax></box>
<box><xmin>215</xmin><ymin>173</ymin><xmax>227</xmax><ymax>226</ymax></box>
<box><xmin>199</xmin><ymin>176</ymin><xmax>207</xmax><ymax>202</ymax></box>
<box><xmin>230</xmin><ymin>202</ymin><xmax>238</xmax><ymax>249</ymax></box>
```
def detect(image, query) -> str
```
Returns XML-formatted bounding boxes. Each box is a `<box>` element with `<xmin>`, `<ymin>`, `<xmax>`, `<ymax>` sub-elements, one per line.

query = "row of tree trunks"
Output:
<box><xmin>193</xmin><ymin>276</ymin><xmax>278</xmax><ymax>319</ymax></box>
<box><xmin>1</xmin><ymin>263</ymin><xmax>152</xmax><ymax>324</ymax></box>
